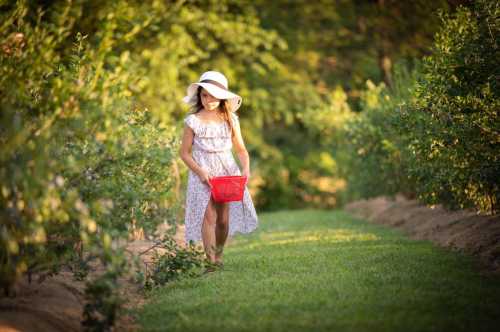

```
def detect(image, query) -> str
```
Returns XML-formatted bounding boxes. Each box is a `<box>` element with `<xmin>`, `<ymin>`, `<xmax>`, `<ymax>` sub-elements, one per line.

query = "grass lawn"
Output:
<box><xmin>134</xmin><ymin>210</ymin><xmax>500</xmax><ymax>332</ymax></box>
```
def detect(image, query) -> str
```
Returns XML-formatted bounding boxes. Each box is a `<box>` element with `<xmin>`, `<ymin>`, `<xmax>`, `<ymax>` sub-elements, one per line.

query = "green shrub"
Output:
<box><xmin>336</xmin><ymin>63</ymin><xmax>419</xmax><ymax>202</ymax></box>
<box><xmin>337</xmin><ymin>0</ymin><xmax>498</xmax><ymax>214</ymax></box>
<box><xmin>401</xmin><ymin>0</ymin><xmax>499</xmax><ymax>213</ymax></box>
<box><xmin>0</xmin><ymin>2</ymin><xmax>178</xmax><ymax>327</ymax></box>
<box><xmin>141</xmin><ymin>237</ymin><xmax>205</xmax><ymax>290</ymax></box>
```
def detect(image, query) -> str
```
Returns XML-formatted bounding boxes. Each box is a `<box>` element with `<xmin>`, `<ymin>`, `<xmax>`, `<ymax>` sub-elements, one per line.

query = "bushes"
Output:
<box><xmin>336</xmin><ymin>64</ymin><xmax>419</xmax><ymax>203</ymax></box>
<box><xmin>402</xmin><ymin>0</ymin><xmax>499</xmax><ymax>213</ymax></box>
<box><xmin>337</xmin><ymin>0</ymin><xmax>499</xmax><ymax>214</ymax></box>
<box><xmin>0</xmin><ymin>2</ymin><xmax>179</xmax><ymax>329</ymax></box>
<box><xmin>138</xmin><ymin>237</ymin><xmax>205</xmax><ymax>290</ymax></box>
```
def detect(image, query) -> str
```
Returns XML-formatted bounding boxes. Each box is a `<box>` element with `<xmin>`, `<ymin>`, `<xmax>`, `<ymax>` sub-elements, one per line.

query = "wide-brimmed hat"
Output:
<box><xmin>182</xmin><ymin>71</ymin><xmax>242</xmax><ymax>112</ymax></box>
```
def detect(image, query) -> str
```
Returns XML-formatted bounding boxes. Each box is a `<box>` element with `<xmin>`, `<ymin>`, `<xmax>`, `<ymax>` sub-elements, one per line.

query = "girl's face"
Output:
<box><xmin>200</xmin><ymin>88</ymin><xmax>220</xmax><ymax>111</ymax></box>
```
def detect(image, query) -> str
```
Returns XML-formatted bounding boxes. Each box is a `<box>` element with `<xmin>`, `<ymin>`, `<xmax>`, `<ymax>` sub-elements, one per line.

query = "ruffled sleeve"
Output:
<box><xmin>184</xmin><ymin>114</ymin><xmax>197</xmax><ymax>132</ymax></box>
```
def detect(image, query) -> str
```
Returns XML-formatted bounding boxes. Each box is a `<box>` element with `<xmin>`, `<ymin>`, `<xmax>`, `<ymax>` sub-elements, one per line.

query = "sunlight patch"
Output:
<box><xmin>233</xmin><ymin>229</ymin><xmax>379</xmax><ymax>250</ymax></box>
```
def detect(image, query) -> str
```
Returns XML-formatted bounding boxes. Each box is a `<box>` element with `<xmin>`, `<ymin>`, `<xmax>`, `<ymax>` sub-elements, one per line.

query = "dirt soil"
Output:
<box><xmin>345</xmin><ymin>195</ymin><xmax>500</xmax><ymax>275</ymax></box>
<box><xmin>0</xmin><ymin>224</ymin><xmax>187</xmax><ymax>332</ymax></box>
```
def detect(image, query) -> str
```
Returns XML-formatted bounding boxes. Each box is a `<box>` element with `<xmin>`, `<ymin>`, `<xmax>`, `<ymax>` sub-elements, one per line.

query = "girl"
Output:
<box><xmin>179</xmin><ymin>71</ymin><xmax>259</xmax><ymax>272</ymax></box>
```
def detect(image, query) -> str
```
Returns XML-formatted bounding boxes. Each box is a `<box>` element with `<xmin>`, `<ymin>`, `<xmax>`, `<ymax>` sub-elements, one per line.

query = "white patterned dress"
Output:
<box><xmin>183</xmin><ymin>112</ymin><xmax>259</xmax><ymax>244</ymax></box>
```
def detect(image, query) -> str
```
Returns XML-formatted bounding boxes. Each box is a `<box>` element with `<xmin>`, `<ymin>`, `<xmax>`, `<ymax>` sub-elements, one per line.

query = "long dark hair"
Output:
<box><xmin>191</xmin><ymin>86</ymin><xmax>235</xmax><ymax>137</ymax></box>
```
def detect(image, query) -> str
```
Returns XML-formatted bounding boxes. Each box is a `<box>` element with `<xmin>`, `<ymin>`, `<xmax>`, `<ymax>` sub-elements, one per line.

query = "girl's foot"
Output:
<box><xmin>214</xmin><ymin>245</ymin><xmax>224</xmax><ymax>266</ymax></box>
<box><xmin>203</xmin><ymin>259</ymin><xmax>219</xmax><ymax>274</ymax></box>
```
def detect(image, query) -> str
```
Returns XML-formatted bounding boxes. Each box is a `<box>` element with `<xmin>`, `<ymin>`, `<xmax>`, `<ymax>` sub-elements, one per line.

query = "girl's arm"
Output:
<box><xmin>231</xmin><ymin>117</ymin><xmax>250</xmax><ymax>180</ymax></box>
<box><xmin>179</xmin><ymin>125</ymin><xmax>212</xmax><ymax>187</ymax></box>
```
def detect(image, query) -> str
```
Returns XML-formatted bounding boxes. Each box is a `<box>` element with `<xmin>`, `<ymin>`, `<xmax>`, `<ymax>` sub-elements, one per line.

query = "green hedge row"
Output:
<box><xmin>0</xmin><ymin>2</ymin><xmax>181</xmax><ymax>328</ymax></box>
<box><xmin>337</xmin><ymin>0</ymin><xmax>499</xmax><ymax>214</ymax></box>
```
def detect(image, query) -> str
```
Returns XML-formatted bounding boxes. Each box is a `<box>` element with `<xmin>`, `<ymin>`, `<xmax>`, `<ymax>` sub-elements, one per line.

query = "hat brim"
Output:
<box><xmin>182</xmin><ymin>82</ymin><xmax>242</xmax><ymax>112</ymax></box>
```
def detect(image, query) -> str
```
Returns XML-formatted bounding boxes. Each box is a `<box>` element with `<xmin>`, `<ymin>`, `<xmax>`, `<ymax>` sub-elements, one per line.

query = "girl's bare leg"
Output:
<box><xmin>214</xmin><ymin>202</ymin><xmax>230</xmax><ymax>263</ymax></box>
<box><xmin>201</xmin><ymin>198</ymin><xmax>217</xmax><ymax>263</ymax></box>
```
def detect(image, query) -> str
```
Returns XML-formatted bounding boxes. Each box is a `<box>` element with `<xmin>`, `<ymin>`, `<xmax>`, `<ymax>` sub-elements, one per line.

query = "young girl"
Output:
<box><xmin>179</xmin><ymin>71</ymin><xmax>258</xmax><ymax>271</ymax></box>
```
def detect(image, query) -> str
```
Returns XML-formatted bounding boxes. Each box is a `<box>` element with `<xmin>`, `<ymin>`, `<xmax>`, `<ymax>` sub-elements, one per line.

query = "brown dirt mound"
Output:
<box><xmin>345</xmin><ymin>195</ymin><xmax>500</xmax><ymax>274</ymax></box>
<box><xmin>0</xmin><ymin>272</ymin><xmax>84</xmax><ymax>332</ymax></box>
<box><xmin>0</xmin><ymin>224</ymin><xmax>188</xmax><ymax>332</ymax></box>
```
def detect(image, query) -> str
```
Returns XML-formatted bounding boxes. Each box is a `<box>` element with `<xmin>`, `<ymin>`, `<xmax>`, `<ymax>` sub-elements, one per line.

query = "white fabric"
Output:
<box><xmin>183</xmin><ymin>113</ymin><xmax>258</xmax><ymax>243</ymax></box>
<box><xmin>199</xmin><ymin>71</ymin><xmax>229</xmax><ymax>88</ymax></box>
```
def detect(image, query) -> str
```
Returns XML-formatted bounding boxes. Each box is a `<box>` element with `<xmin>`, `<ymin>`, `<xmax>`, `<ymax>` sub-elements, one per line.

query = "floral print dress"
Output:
<box><xmin>183</xmin><ymin>112</ymin><xmax>259</xmax><ymax>244</ymax></box>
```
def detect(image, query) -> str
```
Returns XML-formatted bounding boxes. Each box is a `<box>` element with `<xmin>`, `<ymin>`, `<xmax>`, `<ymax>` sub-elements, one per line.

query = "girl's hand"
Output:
<box><xmin>198</xmin><ymin>169</ymin><xmax>212</xmax><ymax>188</ymax></box>
<box><xmin>242</xmin><ymin>169</ymin><xmax>250</xmax><ymax>186</ymax></box>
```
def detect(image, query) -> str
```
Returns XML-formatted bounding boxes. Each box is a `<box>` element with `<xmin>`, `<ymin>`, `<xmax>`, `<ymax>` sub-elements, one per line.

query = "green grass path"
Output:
<box><xmin>135</xmin><ymin>210</ymin><xmax>500</xmax><ymax>332</ymax></box>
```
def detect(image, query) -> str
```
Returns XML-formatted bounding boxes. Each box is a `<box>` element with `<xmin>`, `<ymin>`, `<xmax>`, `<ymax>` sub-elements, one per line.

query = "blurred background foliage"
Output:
<box><xmin>1</xmin><ymin>0</ymin><xmax>498</xmax><ymax>328</ymax></box>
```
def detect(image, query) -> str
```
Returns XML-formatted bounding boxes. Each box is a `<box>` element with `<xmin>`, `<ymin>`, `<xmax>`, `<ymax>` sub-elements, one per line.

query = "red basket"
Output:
<box><xmin>209</xmin><ymin>176</ymin><xmax>247</xmax><ymax>203</ymax></box>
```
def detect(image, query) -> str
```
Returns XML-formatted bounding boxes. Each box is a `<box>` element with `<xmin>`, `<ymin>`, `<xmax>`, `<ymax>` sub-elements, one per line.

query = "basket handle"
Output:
<box><xmin>214</xmin><ymin>153</ymin><xmax>246</xmax><ymax>216</ymax></box>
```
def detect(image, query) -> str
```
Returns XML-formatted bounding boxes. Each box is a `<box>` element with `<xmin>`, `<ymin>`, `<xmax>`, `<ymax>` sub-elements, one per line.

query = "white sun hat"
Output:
<box><xmin>182</xmin><ymin>71</ymin><xmax>242</xmax><ymax>112</ymax></box>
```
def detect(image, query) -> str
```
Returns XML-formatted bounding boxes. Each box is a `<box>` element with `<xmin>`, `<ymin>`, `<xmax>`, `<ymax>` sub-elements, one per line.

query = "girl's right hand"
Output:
<box><xmin>197</xmin><ymin>169</ymin><xmax>212</xmax><ymax>188</ymax></box>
